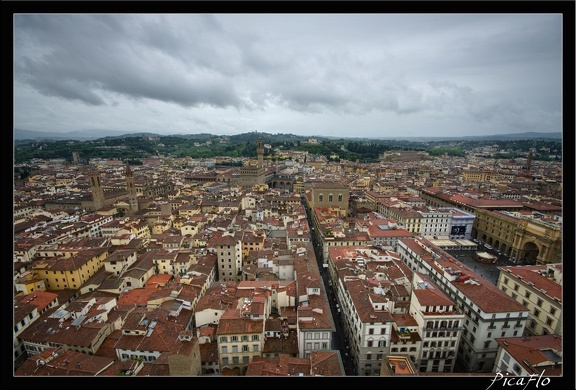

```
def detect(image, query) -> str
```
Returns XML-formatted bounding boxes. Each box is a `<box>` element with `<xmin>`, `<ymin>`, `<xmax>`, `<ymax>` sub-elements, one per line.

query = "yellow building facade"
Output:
<box><xmin>32</xmin><ymin>248</ymin><xmax>109</xmax><ymax>291</ymax></box>
<box><xmin>473</xmin><ymin>209</ymin><xmax>561</xmax><ymax>265</ymax></box>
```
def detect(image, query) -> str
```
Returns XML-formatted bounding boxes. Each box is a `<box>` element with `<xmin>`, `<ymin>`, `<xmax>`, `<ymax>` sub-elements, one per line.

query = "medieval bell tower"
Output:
<box><xmin>126</xmin><ymin>164</ymin><xmax>139</xmax><ymax>212</ymax></box>
<box><xmin>88</xmin><ymin>171</ymin><xmax>104</xmax><ymax>211</ymax></box>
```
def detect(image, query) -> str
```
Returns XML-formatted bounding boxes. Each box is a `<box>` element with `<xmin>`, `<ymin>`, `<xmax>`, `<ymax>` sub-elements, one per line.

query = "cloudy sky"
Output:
<box><xmin>14</xmin><ymin>13</ymin><xmax>563</xmax><ymax>138</ymax></box>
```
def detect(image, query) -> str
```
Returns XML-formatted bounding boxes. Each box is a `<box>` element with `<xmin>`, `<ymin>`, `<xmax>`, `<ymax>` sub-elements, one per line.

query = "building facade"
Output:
<box><xmin>396</xmin><ymin>237</ymin><xmax>529</xmax><ymax>372</ymax></box>
<box><xmin>497</xmin><ymin>264</ymin><xmax>562</xmax><ymax>337</ymax></box>
<box><xmin>410</xmin><ymin>272</ymin><xmax>465</xmax><ymax>373</ymax></box>
<box><xmin>473</xmin><ymin>209</ymin><xmax>562</xmax><ymax>265</ymax></box>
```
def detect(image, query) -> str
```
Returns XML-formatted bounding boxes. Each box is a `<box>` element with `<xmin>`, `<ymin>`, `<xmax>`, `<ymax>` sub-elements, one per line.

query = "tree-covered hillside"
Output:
<box><xmin>14</xmin><ymin>132</ymin><xmax>562</xmax><ymax>165</ymax></box>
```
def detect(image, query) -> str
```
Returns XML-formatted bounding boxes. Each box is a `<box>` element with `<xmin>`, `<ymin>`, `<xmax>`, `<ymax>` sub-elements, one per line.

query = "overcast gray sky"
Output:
<box><xmin>14</xmin><ymin>13</ymin><xmax>562</xmax><ymax>138</ymax></box>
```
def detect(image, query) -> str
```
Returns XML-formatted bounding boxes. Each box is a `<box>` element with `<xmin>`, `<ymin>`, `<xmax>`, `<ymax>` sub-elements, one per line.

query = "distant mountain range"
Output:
<box><xmin>14</xmin><ymin>128</ymin><xmax>149</xmax><ymax>141</ymax></box>
<box><xmin>372</xmin><ymin>132</ymin><xmax>563</xmax><ymax>142</ymax></box>
<box><xmin>13</xmin><ymin>128</ymin><xmax>562</xmax><ymax>142</ymax></box>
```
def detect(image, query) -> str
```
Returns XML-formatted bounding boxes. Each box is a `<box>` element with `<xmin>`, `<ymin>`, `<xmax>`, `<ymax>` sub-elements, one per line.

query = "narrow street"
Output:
<box><xmin>308</xmin><ymin>209</ymin><xmax>356</xmax><ymax>375</ymax></box>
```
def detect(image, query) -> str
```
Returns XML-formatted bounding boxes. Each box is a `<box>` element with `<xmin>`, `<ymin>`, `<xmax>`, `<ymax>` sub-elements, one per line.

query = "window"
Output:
<box><xmin>221</xmin><ymin>346</ymin><xmax>228</xmax><ymax>353</ymax></box>
<box><xmin>252</xmin><ymin>335</ymin><xmax>259</xmax><ymax>341</ymax></box>
<box><xmin>253</xmin><ymin>344</ymin><xmax>259</xmax><ymax>352</ymax></box>
<box><xmin>533</xmin><ymin>308</ymin><xmax>541</xmax><ymax>318</ymax></box>
<box><xmin>242</xmin><ymin>335</ymin><xmax>248</xmax><ymax>341</ymax></box>
<box><xmin>328</xmin><ymin>194</ymin><xmax>333</xmax><ymax>202</ymax></box>
<box><xmin>537</xmin><ymin>298</ymin><xmax>543</xmax><ymax>307</ymax></box>
<box><xmin>546</xmin><ymin>317</ymin><xmax>553</xmax><ymax>326</ymax></box>
<box><xmin>231</xmin><ymin>336</ymin><xmax>238</xmax><ymax>341</ymax></box>
<box><xmin>220</xmin><ymin>336</ymin><xmax>228</xmax><ymax>343</ymax></box>
<box><xmin>222</xmin><ymin>357</ymin><xmax>229</xmax><ymax>365</ymax></box>
<box><xmin>242</xmin><ymin>345</ymin><xmax>249</xmax><ymax>352</ymax></box>
<box><xmin>232</xmin><ymin>346</ymin><xmax>238</xmax><ymax>353</ymax></box>
<box><xmin>319</xmin><ymin>194</ymin><xmax>324</xmax><ymax>202</ymax></box>
<box><xmin>525</xmin><ymin>291</ymin><xmax>531</xmax><ymax>298</ymax></box>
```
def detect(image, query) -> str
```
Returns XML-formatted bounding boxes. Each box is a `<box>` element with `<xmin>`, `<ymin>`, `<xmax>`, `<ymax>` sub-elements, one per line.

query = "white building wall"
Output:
<box><xmin>397</xmin><ymin>239</ymin><xmax>529</xmax><ymax>372</ymax></box>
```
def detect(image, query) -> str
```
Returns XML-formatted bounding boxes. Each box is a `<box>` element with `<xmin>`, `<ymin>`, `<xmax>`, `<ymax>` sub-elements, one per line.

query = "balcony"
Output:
<box><xmin>396</xmin><ymin>328</ymin><xmax>412</xmax><ymax>340</ymax></box>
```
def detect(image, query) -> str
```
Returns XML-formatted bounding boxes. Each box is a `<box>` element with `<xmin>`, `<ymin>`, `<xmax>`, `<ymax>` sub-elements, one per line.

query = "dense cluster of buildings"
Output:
<box><xmin>13</xmin><ymin>139</ymin><xmax>563</xmax><ymax>377</ymax></box>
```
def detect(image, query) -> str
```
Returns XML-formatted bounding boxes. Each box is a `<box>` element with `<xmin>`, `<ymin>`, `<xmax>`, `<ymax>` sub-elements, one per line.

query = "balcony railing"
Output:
<box><xmin>423</xmin><ymin>326</ymin><xmax>465</xmax><ymax>332</ymax></box>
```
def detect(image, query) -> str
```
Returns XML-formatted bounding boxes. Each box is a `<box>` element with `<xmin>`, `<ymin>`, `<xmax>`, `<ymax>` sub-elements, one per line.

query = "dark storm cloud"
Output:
<box><xmin>13</xmin><ymin>13</ymin><xmax>562</xmax><ymax>137</ymax></box>
<box><xmin>15</xmin><ymin>14</ymin><xmax>242</xmax><ymax>108</ymax></box>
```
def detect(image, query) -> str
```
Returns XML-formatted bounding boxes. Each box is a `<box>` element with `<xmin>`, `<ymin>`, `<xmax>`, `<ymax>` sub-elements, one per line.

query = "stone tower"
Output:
<box><xmin>126</xmin><ymin>164</ymin><xmax>139</xmax><ymax>212</ymax></box>
<box><xmin>88</xmin><ymin>171</ymin><xmax>104</xmax><ymax>211</ymax></box>
<box><xmin>72</xmin><ymin>151</ymin><xmax>80</xmax><ymax>165</ymax></box>
<box><xmin>257</xmin><ymin>138</ymin><xmax>264</xmax><ymax>170</ymax></box>
<box><xmin>527</xmin><ymin>149</ymin><xmax>533</xmax><ymax>171</ymax></box>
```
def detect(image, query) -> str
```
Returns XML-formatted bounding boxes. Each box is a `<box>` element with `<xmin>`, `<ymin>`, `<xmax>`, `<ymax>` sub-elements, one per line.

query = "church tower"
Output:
<box><xmin>257</xmin><ymin>138</ymin><xmax>265</xmax><ymax>184</ymax></box>
<box><xmin>72</xmin><ymin>151</ymin><xmax>80</xmax><ymax>165</ymax></box>
<box><xmin>126</xmin><ymin>164</ymin><xmax>139</xmax><ymax>212</ymax></box>
<box><xmin>88</xmin><ymin>171</ymin><xmax>104</xmax><ymax>211</ymax></box>
<box><xmin>257</xmin><ymin>138</ymin><xmax>264</xmax><ymax>170</ymax></box>
<box><xmin>526</xmin><ymin>149</ymin><xmax>533</xmax><ymax>171</ymax></box>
